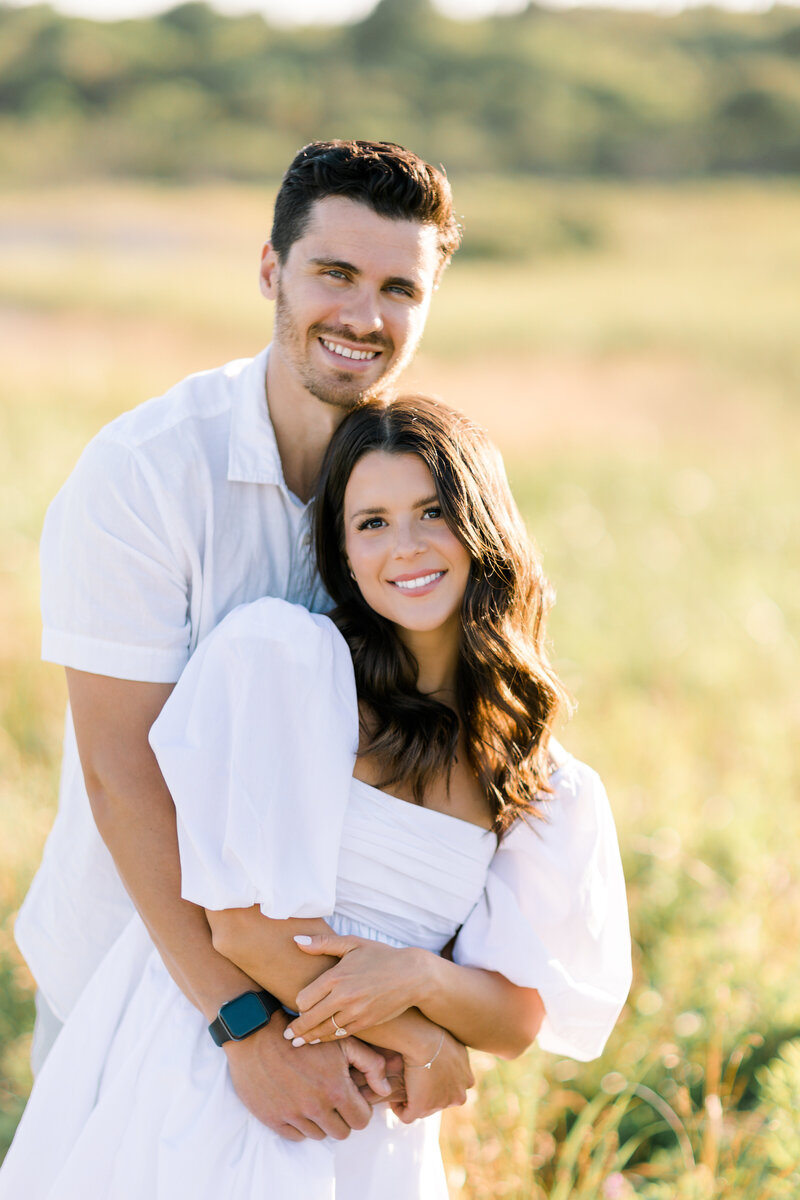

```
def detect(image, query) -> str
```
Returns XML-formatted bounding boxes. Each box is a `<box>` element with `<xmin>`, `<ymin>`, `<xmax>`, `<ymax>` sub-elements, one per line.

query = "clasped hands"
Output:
<box><xmin>284</xmin><ymin>932</ymin><xmax>473</xmax><ymax>1123</ymax></box>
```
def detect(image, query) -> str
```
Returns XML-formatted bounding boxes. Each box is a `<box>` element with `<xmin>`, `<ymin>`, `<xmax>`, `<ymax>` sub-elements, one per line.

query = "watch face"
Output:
<box><xmin>220</xmin><ymin>992</ymin><xmax>269</xmax><ymax>1039</ymax></box>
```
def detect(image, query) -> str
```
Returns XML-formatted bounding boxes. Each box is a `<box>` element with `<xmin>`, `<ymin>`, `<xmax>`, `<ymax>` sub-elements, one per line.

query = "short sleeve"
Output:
<box><xmin>41</xmin><ymin>436</ymin><xmax>192</xmax><ymax>682</ymax></box>
<box><xmin>149</xmin><ymin>599</ymin><xmax>358</xmax><ymax>919</ymax></box>
<box><xmin>453</xmin><ymin>759</ymin><xmax>631</xmax><ymax>1062</ymax></box>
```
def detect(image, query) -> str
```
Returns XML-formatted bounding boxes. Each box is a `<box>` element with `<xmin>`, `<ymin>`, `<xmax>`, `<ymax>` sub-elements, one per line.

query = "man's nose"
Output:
<box><xmin>337</xmin><ymin>287</ymin><xmax>384</xmax><ymax>338</ymax></box>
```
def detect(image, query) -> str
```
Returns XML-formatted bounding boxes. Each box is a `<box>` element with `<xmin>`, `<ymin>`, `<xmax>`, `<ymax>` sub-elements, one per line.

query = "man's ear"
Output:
<box><xmin>259</xmin><ymin>242</ymin><xmax>280</xmax><ymax>299</ymax></box>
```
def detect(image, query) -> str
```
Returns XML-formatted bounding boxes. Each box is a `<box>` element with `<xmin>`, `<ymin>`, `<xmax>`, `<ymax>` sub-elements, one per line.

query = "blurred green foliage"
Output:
<box><xmin>2</xmin><ymin>0</ymin><xmax>800</xmax><ymax>187</ymax></box>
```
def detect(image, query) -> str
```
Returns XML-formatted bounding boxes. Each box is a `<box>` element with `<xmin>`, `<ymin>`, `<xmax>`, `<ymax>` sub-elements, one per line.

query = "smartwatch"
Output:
<box><xmin>209</xmin><ymin>989</ymin><xmax>283</xmax><ymax>1047</ymax></box>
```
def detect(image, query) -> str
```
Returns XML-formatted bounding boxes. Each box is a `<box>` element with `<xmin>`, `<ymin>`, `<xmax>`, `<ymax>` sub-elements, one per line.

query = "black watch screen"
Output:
<box><xmin>219</xmin><ymin>991</ymin><xmax>271</xmax><ymax>1039</ymax></box>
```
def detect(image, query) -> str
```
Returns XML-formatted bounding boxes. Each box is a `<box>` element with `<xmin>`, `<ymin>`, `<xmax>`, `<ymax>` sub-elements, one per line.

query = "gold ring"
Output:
<box><xmin>331</xmin><ymin>1014</ymin><xmax>348</xmax><ymax>1038</ymax></box>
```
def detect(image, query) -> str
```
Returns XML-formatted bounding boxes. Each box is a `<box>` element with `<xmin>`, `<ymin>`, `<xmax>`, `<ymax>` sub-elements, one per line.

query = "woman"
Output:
<box><xmin>0</xmin><ymin>396</ymin><xmax>631</xmax><ymax>1199</ymax></box>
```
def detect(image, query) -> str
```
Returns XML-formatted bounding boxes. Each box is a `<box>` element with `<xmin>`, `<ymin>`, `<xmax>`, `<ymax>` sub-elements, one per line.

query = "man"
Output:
<box><xmin>17</xmin><ymin>140</ymin><xmax>470</xmax><ymax>1142</ymax></box>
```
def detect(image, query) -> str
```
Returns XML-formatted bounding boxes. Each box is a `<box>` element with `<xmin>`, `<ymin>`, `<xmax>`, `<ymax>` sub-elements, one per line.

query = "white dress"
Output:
<box><xmin>0</xmin><ymin>600</ymin><xmax>631</xmax><ymax>1199</ymax></box>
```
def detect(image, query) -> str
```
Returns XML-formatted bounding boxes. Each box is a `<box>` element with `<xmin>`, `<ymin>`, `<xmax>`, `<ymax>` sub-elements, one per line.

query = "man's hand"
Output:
<box><xmin>351</xmin><ymin>1048</ymin><xmax>407</xmax><ymax>1108</ymax></box>
<box><xmin>392</xmin><ymin>1030</ymin><xmax>473</xmax><ymax>1125</ymax></box>
<box><xmin>224</xmin><ymin>1011</ymin><xmax>390</xmax><ymax>1141</ymax></box>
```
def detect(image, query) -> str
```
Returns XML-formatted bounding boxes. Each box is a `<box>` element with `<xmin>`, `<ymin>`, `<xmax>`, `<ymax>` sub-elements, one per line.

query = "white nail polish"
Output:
<box><xmin>292</xmin><ymin>1037</ymin><xmax>306</xmax><ymax>1047</ymax></box>
<box><xmin>293</xmin><ymin>935</ymin><xmax>313</xmax><ymax>945</ymax></box>
<box><xmin>310</xmin><ymin>1039</ymin><xmax>321</xmax><ymax>1045</ymax></box>
<box><xmin>283</xmin><ymin>1028</ymin><xmax>294</xmax><ymax>1039</ymax></box>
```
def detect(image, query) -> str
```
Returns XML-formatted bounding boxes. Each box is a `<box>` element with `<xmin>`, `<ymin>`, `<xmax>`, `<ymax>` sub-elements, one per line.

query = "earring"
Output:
<box><xmin>349</xmin><ymin>569</ymin><xmax>356</xmax><ymax>580</ymax></box>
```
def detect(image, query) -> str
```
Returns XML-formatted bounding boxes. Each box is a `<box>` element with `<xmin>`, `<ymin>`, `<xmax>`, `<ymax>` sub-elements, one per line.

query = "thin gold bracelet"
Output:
<box><xmin>406</xmin><ymin>1029</ymin><xmax>445</xmax><ymax>1070</ymax></box>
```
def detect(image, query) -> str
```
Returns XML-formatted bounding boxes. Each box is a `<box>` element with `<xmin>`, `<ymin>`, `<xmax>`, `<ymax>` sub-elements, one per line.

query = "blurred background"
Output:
<box><xmin>1</xmin><ymin>0</ymin><xmax>799</xmax><ymax>1194</ymax></box>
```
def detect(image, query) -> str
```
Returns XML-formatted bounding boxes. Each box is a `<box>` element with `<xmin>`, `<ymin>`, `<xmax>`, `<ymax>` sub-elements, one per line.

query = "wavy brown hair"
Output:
<box><xmin>312</xmin><ymin>395</ymin><xmax>569</xmax><ymax>833</ymax></box>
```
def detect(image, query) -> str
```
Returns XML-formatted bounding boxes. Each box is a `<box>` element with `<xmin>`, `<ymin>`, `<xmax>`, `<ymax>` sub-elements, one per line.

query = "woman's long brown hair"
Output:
<box><xmin>312</xmin><ymin>395</ymin><xmax>569</xmax><ymax>834</ymax></box>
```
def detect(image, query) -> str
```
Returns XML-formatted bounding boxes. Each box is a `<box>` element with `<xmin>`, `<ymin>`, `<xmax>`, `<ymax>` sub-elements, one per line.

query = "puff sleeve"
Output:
<box><xmin>148</xmin><ymin>598</ymin><xmax>358</xmax><ymax>919</ymax></box>
<box><xmin>453</xmin><ymin>758</ymin><xmax>631</xmax><ymax>1061</ymax></box>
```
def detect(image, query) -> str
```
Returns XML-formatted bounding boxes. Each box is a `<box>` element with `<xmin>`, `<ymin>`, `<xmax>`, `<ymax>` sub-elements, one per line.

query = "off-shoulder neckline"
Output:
<box><xmin>350</xmin><ymin>776</ymin><xmax>497</xmax><ymax>839</ymax></box>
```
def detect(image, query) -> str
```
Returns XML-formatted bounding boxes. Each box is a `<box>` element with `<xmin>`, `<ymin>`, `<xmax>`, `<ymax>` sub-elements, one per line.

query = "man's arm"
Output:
<box><xmin>65</xmin><ymin>668</ymin><xmax>383</xmax><ymax>1142</ymax></box>
<box><xmin>209</xmin><ymin>906</ymin><xmax>475</xmax><ymax>1121</ymax></box>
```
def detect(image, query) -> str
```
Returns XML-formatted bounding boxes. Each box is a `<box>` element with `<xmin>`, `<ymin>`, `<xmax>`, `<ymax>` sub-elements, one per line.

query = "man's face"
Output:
<box><xmin>261</xmin><ymin>196</ymin><xmax>440</xmax><ymax>409</ymax></box>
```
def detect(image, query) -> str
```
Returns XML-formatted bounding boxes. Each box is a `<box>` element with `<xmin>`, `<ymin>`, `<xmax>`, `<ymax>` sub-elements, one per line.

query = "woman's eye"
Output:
<box><xmin>357</xmin><ymin>517</ymin><xmax>385</xmax><ymax>531</ymax></box>
<box><xmin>422</xmin><ymin>506</ymin><xmax>442</xmax><ymax>520</ymax></box>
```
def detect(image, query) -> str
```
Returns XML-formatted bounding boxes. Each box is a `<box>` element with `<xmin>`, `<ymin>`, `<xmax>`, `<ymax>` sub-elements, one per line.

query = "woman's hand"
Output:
<box><xmin>284</xmin><ymin>933</ymin><xmax>426</xmax><ymax>1044</ymax></box>
<box><xmin>391</xmin><ymin>1029</ymin><xmax>473</xmax><ymax>1124</ymax></box>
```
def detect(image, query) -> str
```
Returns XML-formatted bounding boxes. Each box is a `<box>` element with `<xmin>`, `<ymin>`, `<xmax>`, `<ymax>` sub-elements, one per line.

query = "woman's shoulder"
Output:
<box><xmin>201</xmin><ymin>599</ymin><xmax>346</xmax><ymax>662</ymax></box>
<box><xmin>548</xmin><ymin>745</ymin><xmax>605</xmax><ymax>803</ymax></box>
<box><xmin>172</xmin><ymin>600</ymin><xmax>355</xmax><ymax>711</ymax></box>
<box><xmin>501</xmin><ymin>745</ymin><xmax>612</xmax><ymax>851</ymax></box>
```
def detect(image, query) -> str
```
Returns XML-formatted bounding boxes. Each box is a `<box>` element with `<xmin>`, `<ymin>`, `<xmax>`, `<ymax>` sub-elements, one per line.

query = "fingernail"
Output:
<box><xmin>292</xmin><ymin>1037</ymin><xmax>306</xmax><ymax>1047</ymax></box>
<box><xmin>310</xmin><ymin>1039</ymin><xmax>321</xmax><ymax>1045</ymax></box>
<box><xmin>293</xmin><ymin>935</ymin><xmax>313</xmax><ymax>945</ymax></box>
<box><xmin>283</xmin><ymin>1027</ymin><xmax>295</xmax><ymax>1039</ymax></box>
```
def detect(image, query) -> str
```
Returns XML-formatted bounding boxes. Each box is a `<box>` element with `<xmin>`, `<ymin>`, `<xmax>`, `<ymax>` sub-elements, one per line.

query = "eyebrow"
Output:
<box><xmin>310</xmin><ymin>257</ymin><xmax>421</xmax><ymax>296</ymax></box>
<box><xmin>351</xmin><ymin>495</ymin><xmax>439</xmax><ymax>520</ymax></box>
<box><xmin>310</xmin><ymin>257</ymin><xmax>358</xmax><ymax>272</ymax></box>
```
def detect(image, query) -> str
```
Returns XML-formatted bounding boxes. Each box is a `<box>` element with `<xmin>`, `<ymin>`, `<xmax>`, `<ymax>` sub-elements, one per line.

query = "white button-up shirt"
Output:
<box><xmin>18</xmin><ymin>346</ymin><xmax>329</xmax><ymax>1020</ymax></box>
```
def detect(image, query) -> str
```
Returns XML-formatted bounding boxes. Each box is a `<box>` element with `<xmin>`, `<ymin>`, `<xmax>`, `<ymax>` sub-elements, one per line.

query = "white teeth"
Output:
<box><xmin>393</xmin><ymin>572</ymin><xmax>444</xmax><ymax>591</ymax></box>
<box><xmin>322</xmin><ymin>339</ymin><xmax>378</xmax><ymax>362</ymax></box>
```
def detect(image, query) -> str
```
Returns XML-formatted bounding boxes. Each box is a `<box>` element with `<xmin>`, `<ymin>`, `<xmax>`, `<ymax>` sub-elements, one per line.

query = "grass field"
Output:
<box><xmin>1</xmin><ymin>178</ymin><xmax>799</xmax><ymax>1196</ymax></box>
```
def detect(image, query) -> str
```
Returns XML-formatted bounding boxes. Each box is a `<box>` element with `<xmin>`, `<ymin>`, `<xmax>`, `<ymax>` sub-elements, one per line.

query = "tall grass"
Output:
<box><xmin>1</xmin><ymin>179</ymin><xmax>798</xmax><ymax>1193</ymax></box>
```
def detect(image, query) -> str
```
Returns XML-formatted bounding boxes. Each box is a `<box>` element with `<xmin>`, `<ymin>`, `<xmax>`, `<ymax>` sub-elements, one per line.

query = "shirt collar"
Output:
<box><xmin>227</xmin><ymin>344</ymin><xmax>289</xmax><ymax>489</ymax></box>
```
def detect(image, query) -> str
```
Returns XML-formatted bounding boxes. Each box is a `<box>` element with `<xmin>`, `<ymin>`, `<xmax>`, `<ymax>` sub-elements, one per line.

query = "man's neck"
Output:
<box><xmin>264</xmin><ymin>348</ymin><xmax>344</xmax><ymax>504</ymax></box>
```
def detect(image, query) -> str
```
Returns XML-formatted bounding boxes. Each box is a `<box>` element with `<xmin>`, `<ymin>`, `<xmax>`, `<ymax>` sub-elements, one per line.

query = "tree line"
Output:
<box><xmin>2</xmin><ymin>0</ymin><xmax>800</xmax><ymax>183</ymax></box>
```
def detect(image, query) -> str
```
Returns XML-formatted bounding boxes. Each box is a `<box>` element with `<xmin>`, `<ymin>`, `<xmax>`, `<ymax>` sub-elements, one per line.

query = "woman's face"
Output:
<box><xmin>343</xmin><ymin>450</ymin><xmax>472</xmax><ymax>640</ymax></box>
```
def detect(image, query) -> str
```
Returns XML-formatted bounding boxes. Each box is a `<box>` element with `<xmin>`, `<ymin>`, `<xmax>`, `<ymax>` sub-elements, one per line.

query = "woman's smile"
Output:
<box><xmin>388</xmin><ymin>570</ymin><xmax>446</xmax><ymax>594</ymax></box>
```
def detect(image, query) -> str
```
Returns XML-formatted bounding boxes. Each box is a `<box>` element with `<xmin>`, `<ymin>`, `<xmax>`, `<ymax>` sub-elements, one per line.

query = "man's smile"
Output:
<box><xmin>319</xmin><ymin>337</ymin><xmax>380</xmax><ymax>363</ymax></box>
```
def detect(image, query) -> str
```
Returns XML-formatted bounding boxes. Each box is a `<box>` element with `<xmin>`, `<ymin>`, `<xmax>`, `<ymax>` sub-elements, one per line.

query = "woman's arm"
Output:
<box><xmin>209</xmin><ymin>908</ymin><xmax>442</xmax><ymax>1060</ymax></box>
<box><xmin>207</xmin><ymin>907</ymin><xmax>474</xmax><ymax>1122</ymax></box>
<box><xmin>286</xmin><ymin>933</ymin><xmax>544</xmax><ymax>1059</ymax></box>
<box><xmin>210</xmin><ymin>910</ymin><xmax>543</xmax><ymax>1060</ymax></box>
<box><xmin>207</xmin><ymin>907</ymin><xmax>336</xmax><ymax>1011</ymax></box>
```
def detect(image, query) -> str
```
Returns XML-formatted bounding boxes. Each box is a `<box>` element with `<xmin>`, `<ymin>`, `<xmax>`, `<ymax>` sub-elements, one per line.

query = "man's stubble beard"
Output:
<box><xmin>273</xmin><ymin>283</ymin><xmax>422</xmax><ymax>411</ymax></box>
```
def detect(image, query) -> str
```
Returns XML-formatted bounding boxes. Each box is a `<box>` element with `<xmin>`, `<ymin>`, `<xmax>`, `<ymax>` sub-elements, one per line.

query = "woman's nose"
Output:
<box><xmin>392</xmin><ymin>523</ymin><xmax>425</xmax><ymax>558</ymax></box>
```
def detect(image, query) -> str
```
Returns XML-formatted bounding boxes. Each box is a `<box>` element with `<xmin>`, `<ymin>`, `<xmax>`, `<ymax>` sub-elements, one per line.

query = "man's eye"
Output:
<box><xmin>325</xmin><ymin>269</ymin><xmax>349</xmax><ymax>281</ymax></box>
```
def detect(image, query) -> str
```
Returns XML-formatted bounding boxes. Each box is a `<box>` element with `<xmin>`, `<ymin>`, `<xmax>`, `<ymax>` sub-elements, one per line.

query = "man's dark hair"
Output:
<box><xmin>271</xmin><ymin>139</ymin><xmax>461</xmax><ymax>275</ymax></box>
